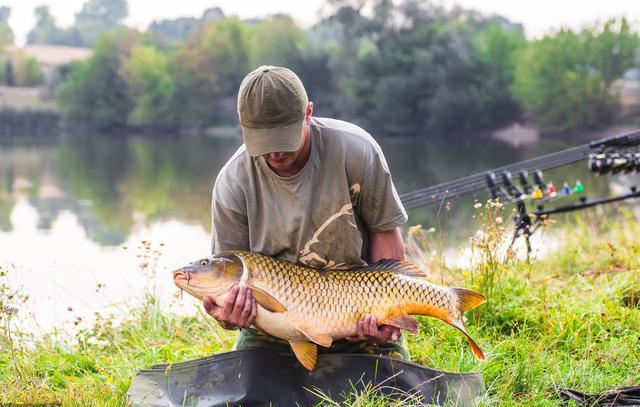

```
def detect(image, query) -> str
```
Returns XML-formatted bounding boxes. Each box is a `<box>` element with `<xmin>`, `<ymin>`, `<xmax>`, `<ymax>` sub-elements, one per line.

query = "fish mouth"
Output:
<box><xmin>172</xmin><ymin>270</ymin><xmax>192</xmax><ymax>286</ymax></box>
<box><xmin>173</xmin><ymin>270</ymin><xmax>204</xmax><ymax>300</ymax></box>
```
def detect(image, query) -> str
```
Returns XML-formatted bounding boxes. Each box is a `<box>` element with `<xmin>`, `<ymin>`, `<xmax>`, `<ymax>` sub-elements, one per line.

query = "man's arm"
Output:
<box><xmin>206</xmin><ymin>183</ymin><xmax>256</xmax><ymax>330</ymax></box>
<box><xmin>369</xmin><ymin>227</ymin><xmax>405</xmax><ymax>263</ymax></box>
<box><xmin>346</xmin><ymin>227</ymin><xmax>405</xmax><ymax>344</ymax></box>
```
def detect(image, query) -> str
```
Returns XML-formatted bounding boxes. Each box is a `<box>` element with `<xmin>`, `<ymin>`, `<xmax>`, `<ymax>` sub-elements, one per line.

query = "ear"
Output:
<box><xmin>305</xmin><ymin>102</ymin><xmax>313</xmax><ymax>124</ymax></box>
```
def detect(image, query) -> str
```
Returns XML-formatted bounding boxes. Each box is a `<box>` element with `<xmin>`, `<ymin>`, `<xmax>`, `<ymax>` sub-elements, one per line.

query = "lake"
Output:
<box><xmin>0</xmin><ymin>128</ymin><xmax>635</xmax><ymax>334</ymax></box>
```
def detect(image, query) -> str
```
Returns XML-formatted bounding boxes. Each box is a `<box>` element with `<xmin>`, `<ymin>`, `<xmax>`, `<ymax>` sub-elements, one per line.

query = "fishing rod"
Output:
<box><xmin>398</xmin><ymin>129</ymin><xmax>640</xmax><ymax>254</ymax></box>
<box><xmin>399</xmin><ymin>129</ymin><xmax>640</xmax><ymax>210</ymax></box>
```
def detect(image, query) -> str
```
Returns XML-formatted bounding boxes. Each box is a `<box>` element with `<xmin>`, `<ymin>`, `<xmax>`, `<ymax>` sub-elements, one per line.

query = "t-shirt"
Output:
<box><xmin>210</xmin><ymin>117</ymin><xmax>407</xmax><ymax>269</ymax></box>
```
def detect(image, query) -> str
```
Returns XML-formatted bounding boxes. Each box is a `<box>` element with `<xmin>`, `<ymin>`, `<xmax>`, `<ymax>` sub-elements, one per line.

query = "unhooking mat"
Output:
<box><xmin>127</xmin><ymin>349</ymin><xmax>484</xmax><ymax>406</ymax></box>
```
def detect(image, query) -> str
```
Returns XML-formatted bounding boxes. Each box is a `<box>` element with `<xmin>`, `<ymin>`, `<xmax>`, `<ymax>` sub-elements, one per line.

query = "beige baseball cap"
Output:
<box><xmin>237</xmin><ymin>65</ymin><xmax>309</xmax><ymax>157</ymax></box>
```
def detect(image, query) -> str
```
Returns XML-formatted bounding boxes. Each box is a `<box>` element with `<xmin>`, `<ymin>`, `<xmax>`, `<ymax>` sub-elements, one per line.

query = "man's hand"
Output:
<box><xmin>203</xmin><ymin>284</ymin><xmax>257</xmax><ymax>330</ymax></box>
<box><xmin>345</xmin><ymin>314</ymin><xmax>401</xmax><ymax>345</ymax></box>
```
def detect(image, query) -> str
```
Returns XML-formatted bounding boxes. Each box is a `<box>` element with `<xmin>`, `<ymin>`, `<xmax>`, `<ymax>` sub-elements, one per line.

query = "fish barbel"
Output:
<box><xmin>173</xmin><ymin>251</ymin><xmax>486</xmax><ymax>370</ymax></box>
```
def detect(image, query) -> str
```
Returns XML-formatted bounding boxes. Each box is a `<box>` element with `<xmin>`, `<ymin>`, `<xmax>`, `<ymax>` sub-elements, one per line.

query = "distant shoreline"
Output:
<box><xmin>2</xmin><ymin>107</ymin><xmax>637</xmax><ymax>144</ymax></box>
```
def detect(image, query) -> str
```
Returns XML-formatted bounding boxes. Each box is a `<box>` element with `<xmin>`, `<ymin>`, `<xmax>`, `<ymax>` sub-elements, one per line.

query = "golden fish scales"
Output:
<box><xmin>173</xmin><ymin>250</ymin><xmax>487</xmax><ymax>370</ymax></box>
<box><xmin>241</xmin><ymin>252</ymin><xmax>457</xmax><ymax>332</ymax></box>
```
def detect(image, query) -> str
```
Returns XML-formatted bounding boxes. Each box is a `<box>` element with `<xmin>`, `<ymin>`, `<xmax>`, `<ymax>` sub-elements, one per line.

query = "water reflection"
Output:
<box><xmin>1</xmin><ymin>134</ymin><xmax>242</xmax><ymax>244</ymax></box>
<box><xmin>0</xmin><ymin>132</ymin><xmax>622</xmax><ymax>246</ymax></box>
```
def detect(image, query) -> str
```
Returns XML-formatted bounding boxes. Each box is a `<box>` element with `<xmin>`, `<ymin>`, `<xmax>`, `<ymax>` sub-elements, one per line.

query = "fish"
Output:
<box><xmin>173</xmin><ymin>250</ymin><xmax>486</xmax><ymax>371</ymax></box>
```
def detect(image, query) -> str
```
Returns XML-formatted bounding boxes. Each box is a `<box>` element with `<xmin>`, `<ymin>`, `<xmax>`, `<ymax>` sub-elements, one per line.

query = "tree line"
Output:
<box><xmin>2</xmin><ymin>0</ymin><xmax>640</xmax><ymax>136</ymax></box>
<box><xmin>0</xmin><ymin>6</ymin><xmax>44</xmax><ymax>87</ymax></box>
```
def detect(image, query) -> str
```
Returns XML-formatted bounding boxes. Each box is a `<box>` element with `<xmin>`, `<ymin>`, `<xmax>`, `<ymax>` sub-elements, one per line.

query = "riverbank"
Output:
<box><xmin>0</xmin><ymin>108</ymin><xmax>60</xmax><ymax>136</ymax></box>
<box><xmin>0</xmin><ymin>204</ymin><xmax>638</xmax><ymax>405</ymax></box>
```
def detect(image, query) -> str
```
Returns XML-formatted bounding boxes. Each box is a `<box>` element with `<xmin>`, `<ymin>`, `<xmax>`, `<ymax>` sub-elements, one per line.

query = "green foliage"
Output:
<box><xmin>512</xmin><ymin>18</ymin><xmax>640</xmax><ymax>135</ymax></box>
<box><xmin>170</xmin><ymin>18</ymin><xmax>250</xmax><ymax>126</ymax></box>
<box><xmin>59</xmin><ymin>28</ymin><xmax>142</xmax><ymax>129</ymax></box>
<box><xmin>121</xmin><ymin>45</ymin><xmax>175</xmax><ymax>125</ymax></box>
<box><xmin>355</xmin><ymin>22</ymin><xmax>486</xmax><ymax>132</ymax></box>
<box><xmin>13</xmin><ymin>54</ymin><xmax>44</xmax><ymax>87</ymax></box>
<box><xmin>248</xmin><ymin>15</ymin><xmax>306</xmax><ymax>68</ymax></box>
<box><xmin>320</xmin><ymin>1</ymin><xmax>525</xmax><ymax>133</ymax></box>
<box><xmin>474</xmin><ymin>24</ymin><xmax>526</xmax><ymax>127</ymax></box>
<box><xmin>47</xmin><ymin>3</ymin><xmax>640</xmax><ymax>134</ymax></box>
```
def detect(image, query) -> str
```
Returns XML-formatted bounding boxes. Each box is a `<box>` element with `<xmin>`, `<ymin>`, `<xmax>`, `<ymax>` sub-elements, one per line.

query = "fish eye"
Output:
<box><xmin>200</xmin><ymin>259</ymin><xmax>209</xmax><ymax>266</ymax></box>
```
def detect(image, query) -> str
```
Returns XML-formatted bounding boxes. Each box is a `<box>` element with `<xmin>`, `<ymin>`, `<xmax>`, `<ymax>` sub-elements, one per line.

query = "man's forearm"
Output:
<box><xmin>369</xmin><ymin>227</ymin><xmax>405</xmax><ymax>262</ymax></box>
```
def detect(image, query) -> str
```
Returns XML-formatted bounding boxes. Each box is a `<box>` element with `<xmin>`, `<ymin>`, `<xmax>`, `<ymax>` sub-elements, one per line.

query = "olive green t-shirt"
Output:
<box><xmin>211</xmin><ymin>117</ymin><xmax>407</xmax><ymax>269</ymax></box>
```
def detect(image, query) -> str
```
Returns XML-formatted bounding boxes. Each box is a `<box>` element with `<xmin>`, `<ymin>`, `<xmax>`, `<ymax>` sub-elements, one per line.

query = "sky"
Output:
<box><xmin>2</xmin><ymin>0</ymin><xmax>640</xmax><ymax>46</ymax></box>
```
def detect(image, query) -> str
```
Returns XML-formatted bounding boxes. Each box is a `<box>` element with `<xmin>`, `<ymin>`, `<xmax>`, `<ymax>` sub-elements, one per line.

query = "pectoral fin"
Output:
<box><xmin>380</xmin><ymin>314</ymin><xmax>419</xmax><ymax>333</ymax></box>
<box><xmin>297</xmin><ymin>325</ymin><xmax>333</xmax><ymax>348</ymax></box>
<box><xmin>249</xmin><ymin>286</ymin><xmax>287</xmax><ymax>313</ymax></box>
<box><xmin>289</xmin><ymin>340</ymin><xmax>317</xmax><ymax>371</ymax></box>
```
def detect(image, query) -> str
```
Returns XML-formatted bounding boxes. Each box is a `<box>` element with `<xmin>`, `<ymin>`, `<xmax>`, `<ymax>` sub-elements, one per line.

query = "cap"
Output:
<box><xmin>237</xmin><ymin>65</ymin><xmax>309</xmax><ymax>157</ymax></box>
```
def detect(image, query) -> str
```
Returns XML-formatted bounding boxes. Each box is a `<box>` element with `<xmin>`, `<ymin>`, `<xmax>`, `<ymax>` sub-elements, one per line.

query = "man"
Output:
<box><xmin>205</xmin><ymin>65</ymin><xmax>409</xmax><ymax>358</ymax></box>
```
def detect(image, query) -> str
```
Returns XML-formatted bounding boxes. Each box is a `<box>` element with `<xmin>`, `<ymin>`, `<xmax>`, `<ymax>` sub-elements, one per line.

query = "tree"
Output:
<box><xmin>13</xmin><ymin>52</ymin><xmax>44</xmax><ymax>86</ymax></box>
<box><xmin>27</xmin><ymin>0</ymin><xmax>129</xmax><ymax>47</ymax></box>
<box><xmin>73</xmin><ymin>0</ymin><xmax>129</xmax><ymax>47</ymax></box>
<box><xmin>313</xmin><ymin>0</ymin><xmax>525</xmax><ymax>132</ymax></box>
<box><xmin>583</xmin><ymin>18</ymin><xmax>638</xmax><ymax>84</ymax></box>
<box><xmin>248</xmin><ymin>15</ymin><xmax>306</xmax><ymax>68</ymax></box>
<box><xmin>474</xmin><ymin>24</ymin><xmax>526</xmax><ymax>127</ymax></box>
<box><xmin>2</xmin><ymin>59</ymin><xmax>14</xmax><ymax>86</ymax></box>
<box><xmin>171</xmin><ymin>18</ymin><xmax>250</xmax><ymax>125</ymax></box>
<box><xmin>27</xmin><ymin>6</ymin><xmax>62</xmax><ymax>44</ymax></box>
<box><xmin>0</xmin><ymin>6</ymin><xmax>14</xmax><ymax>49</ymax></box>
<box><xmin>512</xmin><ymin>19</ymin><xmax>639</xmax><ymax>135</ymax></box>
<box><xmin>148</xmin><ymin>7</ymin><xmax>224</xmax><ymax>47</ymax></box>
<box><xmin>121</xmin><ymin>45</ymin><xmax>175</xmax><ymax>125</ymax></box>
<box><xmin>353</xmin><ymin>10</ymin><xmax>491</xmax><ymax>132</ymax></box>
<box><xmin>60</xmin><ymin>28</ymin><xmax>142</xmax><ymax>128</ymax></box>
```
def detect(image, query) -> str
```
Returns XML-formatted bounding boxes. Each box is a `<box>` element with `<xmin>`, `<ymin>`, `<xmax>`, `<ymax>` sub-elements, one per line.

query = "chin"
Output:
<box><xmin>270</xmin><ymin>161</ymin><xmax>294</xmax><ymax>170</ymax></box>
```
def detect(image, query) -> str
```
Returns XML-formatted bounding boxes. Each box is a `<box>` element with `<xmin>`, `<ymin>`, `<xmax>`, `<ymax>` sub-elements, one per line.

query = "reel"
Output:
<box><xmin>588</xmin><ymin>151</ymin><xmax>640</xmax><ymax>175</ymax></box>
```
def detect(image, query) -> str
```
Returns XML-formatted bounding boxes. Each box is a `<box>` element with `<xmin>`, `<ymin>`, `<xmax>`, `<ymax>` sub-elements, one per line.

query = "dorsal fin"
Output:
<box><xmin>357</xmin><ymin>259</ymin><xmax>427</xmax><ymax>278</ymax></box>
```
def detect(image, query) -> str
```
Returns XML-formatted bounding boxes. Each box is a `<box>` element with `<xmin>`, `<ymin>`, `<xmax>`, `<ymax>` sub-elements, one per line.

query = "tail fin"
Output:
<box><xmin>449</xmin><ymin>287</ymin><xmax>486</xmax><ymax>360</ymax></box>
<box><xmin>448</xmin><ymin>318</ymin><xmax>485</xmax><ymax>361</ymax></box>
<box><xmin>453</xmin><ymin>287</ymin><xmax>486</xmax><ymax>312</ymax></box>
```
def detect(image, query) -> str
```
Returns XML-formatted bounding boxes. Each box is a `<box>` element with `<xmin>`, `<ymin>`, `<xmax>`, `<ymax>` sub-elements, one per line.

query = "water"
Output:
<box><xmin>0</xmin><ymin>130</ymin><xmax>633</xmax><ymax>334</ymax></box>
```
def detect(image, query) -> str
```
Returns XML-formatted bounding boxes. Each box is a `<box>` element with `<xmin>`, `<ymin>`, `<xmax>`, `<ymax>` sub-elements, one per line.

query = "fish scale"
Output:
<box><xmin>173</xmin><ymin>250</ymin><xmax>487</xmax><ymax>370</ymax></box>
<box><xmin>239</xmin><ymin>251</ymin><xmax>461</xmax><ymax>333</ymax></box>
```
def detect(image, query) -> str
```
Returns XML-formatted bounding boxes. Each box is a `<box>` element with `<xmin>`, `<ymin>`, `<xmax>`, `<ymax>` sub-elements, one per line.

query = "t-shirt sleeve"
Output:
<box><xmin>210</xmin><ymin>177</ymin><xmax>250</xmax><ymax>254</ymax></box>
<box><xmin>358</xmin><ymin>142</ymin><xmax>408</xmax><ymax>232</ymax></box>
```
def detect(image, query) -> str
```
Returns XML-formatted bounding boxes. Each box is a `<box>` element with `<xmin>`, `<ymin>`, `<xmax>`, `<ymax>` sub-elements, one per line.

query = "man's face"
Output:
<box><xmin>261</xmin><ymin>102</ymin><xmax>313</xmax><ymax>173</ymax></box>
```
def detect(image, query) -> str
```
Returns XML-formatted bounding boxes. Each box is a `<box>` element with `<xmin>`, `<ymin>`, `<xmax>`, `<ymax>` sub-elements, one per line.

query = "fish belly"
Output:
<box><xmin>254</xmin><ymin>308</ymin><xmax>307</xmax><ymax>342</ymax></box>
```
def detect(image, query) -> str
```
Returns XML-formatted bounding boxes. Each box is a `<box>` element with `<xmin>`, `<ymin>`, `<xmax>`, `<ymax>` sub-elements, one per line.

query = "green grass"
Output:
<box><xmin>1</xmin><ymin>205</ymin><xmax>639</xmax><ymax>405</ymax></box>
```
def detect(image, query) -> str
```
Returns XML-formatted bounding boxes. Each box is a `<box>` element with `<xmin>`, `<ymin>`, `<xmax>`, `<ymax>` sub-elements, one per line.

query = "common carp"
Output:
<box><xmin>173</xmin><ymin>251</ymin><xmax>486</xmax><ymax>370</ymax></box>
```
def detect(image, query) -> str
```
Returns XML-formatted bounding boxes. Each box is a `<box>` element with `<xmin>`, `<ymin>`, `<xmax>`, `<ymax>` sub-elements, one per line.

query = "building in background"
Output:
<box><xmin>1</xmin><ymin>44</ymin><xmax>91</xmax><ymax>110</ymax></box>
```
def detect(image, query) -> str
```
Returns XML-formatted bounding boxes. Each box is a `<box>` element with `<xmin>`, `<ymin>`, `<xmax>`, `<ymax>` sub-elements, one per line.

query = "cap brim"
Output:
<box><xmin>242</xmin><ymin>120</ymin><xmax>304</xmax><ymax>157</ymax></box>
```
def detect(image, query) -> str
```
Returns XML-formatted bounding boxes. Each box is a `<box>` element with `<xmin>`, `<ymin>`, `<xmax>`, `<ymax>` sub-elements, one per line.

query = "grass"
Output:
<box><xmin>1</xmin><ymin>204</ymin><xmax>639</xmax><ymax>405</ymax></box>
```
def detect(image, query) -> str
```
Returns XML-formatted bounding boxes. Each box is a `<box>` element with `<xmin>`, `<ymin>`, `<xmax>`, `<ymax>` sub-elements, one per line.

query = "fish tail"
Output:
<box><xmin>447</xmin><ymin>318</ymin><xmax>485</xmax><ymax>361</ymax></box>
<box><xmin>446</xmin><ymin>287</ymin><xmax>486</xmax><ymax>360</ymax></box>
